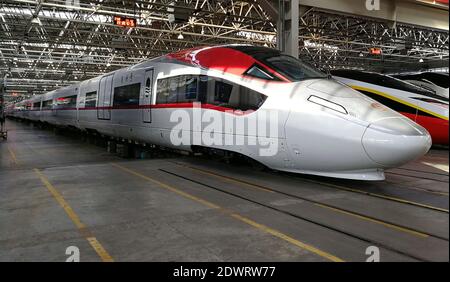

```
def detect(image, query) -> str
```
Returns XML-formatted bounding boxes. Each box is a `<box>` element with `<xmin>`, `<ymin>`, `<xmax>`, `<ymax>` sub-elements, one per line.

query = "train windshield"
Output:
<box><xmin>229</xmin><ymin>46</ymin><xmax>327</xmax><ymax>82</ymax></box>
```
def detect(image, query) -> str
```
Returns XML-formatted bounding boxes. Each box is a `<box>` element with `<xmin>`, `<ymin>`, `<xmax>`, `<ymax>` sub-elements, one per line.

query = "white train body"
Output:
<box><xmin>8</xmin><ymin>45</ymin><xmax>432</xmax><ymax>181</ymax></box>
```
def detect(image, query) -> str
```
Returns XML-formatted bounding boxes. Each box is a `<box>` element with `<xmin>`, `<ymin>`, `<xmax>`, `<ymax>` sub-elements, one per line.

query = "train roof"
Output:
<box><xmin>393</xmin><ymin>72</ymin><xmax>449</xmax><ymax>89</ymax></box>
<box><xmin>331</xmin><ymin>69</ymin><xmax>449</xmax><ymax>102</ymax></box>
<box><xmin>161</xmin><ymin>45</ymin><xmax>327</xmax><ymax>83</ymax></box>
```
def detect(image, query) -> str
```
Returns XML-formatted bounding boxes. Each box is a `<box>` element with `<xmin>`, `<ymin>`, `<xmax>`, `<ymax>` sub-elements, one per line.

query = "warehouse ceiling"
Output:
<box><xmin>0</xmin><ymin>0</ymin><xmax>449</xmax><ymax>102</ymax></box>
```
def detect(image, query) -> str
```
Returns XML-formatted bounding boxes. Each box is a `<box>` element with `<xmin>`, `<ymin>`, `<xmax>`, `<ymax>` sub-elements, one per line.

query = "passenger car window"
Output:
<box><xmin>85</xmin><ymin>91</ymin><xmax>97</xmax><ymax>108</ymax></box>
<box><xmin>156</xmin><ymin>75</ymin><xmax>267</xmax><ymax>112</ymax></box>
<box><xmin>113</xmin><ymin>83</ymin><xmax>141</xmax><ymax>106</ymax></box>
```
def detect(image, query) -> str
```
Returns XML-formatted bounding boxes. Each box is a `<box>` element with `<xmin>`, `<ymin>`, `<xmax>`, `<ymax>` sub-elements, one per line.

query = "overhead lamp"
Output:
<box><xmin>106</xmin><ymin>62</ymin><xmax>111</xmax><ymax>67</ymax></box>
<box><xmin>177</xmin><ymin>33</ymin><xmax>184</xmax><ymax>40</ymax></box>
<box><xmin>419</xmin><ymin>58</ymin><xmax>424</xmax><ymax>63</ymax></box>
<box><xmin>359</xmin><ymin>52</ymin><xmax>364</xmax><ymax>57</ymax></box>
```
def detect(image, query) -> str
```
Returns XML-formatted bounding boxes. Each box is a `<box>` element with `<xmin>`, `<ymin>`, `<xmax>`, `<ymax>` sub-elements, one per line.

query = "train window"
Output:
<box><xmin>228</xmin><ymin>46</ymin><xmax>326</xmax><ymax>82</ymax></box>
<box><xmin>156</xmin><ymin>75</ymin><xmax>199</xmax><ymax>104</ymax></box>
<box><xmin>156</xmin><ymin>78</ymin><xmax>170</xmax><ymax>104</ymax></box>
<box><xmin>214</xmin><ymin>81</ymin><xmax>233</xmax><ymax>104</ymax></box>
<box><xmin>55</xmin><ymin>95</ymin><xmax>77</xmax><ymax>109</ymax></box>
<box><xmin>212</xmin><ymin>79</ymin><xmax>267</xmax><ymax>111</ymax></box>
<box><xmin>85</xmin><ymin>91</ymin><xmax>97</xmax><ymax>108</ymax></box>
<box><xmin>113</xmin><ymin>83</ymin><xmax>141</xmax><ymax>107</ymax></box>
<box><xmin>244</xmin><ymin>64</ymin><xmax>277</xmax><ymax>81</ymax></box>
<box><xmin>184</xmin><ymin>76</ymin><xmax>198</xmax><ymax>101</ymax></box>
<box><xmin>33</xmin><ymin>102</ymin><xmax>41</xmax><ymax>110</ymax></box>
<box><xmin>156</xmin><ymin>75</ymin><xmax>267</xmax><ymax>111</ymax></box>
<box><xmin>42</xmin><ymin>100</ymin><xmax>53</xmax><ymax>110</ymax></box>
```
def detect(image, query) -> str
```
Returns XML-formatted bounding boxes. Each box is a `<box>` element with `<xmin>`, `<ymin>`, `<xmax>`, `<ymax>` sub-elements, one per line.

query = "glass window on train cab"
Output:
<box><xmin>156</xmin><ymin>75</ymin><xmax>198</xmax><ymax>104</ymax></box>
<box><xmin>210</xmin><ymin>79</ymin><xmax>267</xmax><ymax>111</ymax></box>
<box><xmin>85</xmin><ymin>91</ymin><xmax>97</xmax><ymax>108</ymax></box>
<box><xmin>42</xmin><ymin>99</ymin><xmax>53</xmax><ymax>110</ymax></box>
<box><xmin>55</xmin><ymin>95</ymin><xmax>77</xmax><ymax>109</ymax></box>
<box><xmin>156</xmin><ymin>75</ymin><xmax>267</xmax><ymax>111</ymax></box>
<box><xmin>113</xmin><ymin>83</ymin><xmax>141</xmax><ymax>107</ymax></box>
<box><xmin>33</xmin><ymin>102</ymin><xmax>41</xmax><ymax>110</ymax></box>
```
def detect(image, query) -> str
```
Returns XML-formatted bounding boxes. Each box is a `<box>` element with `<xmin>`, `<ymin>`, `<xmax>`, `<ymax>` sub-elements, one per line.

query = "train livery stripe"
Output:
<box><xmin>18</xmin><ymin>103</ymin><xmax>255</xmax><ymax>116</ymax></box>
<box><xmin>351</xmin><ymin>85</ymin><xmax>449</xmax><ymax>121</ymax></box>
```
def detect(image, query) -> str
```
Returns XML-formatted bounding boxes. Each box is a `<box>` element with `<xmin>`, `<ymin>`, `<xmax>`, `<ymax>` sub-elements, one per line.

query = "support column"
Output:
<box><xmin>277</xmin><ymin>0</ymin><xmax>299</xmax><ymax>58</ymax></box>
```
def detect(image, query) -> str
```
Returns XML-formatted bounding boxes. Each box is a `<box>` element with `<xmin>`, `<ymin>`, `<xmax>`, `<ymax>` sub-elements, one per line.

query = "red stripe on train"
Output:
<box><xmin>19</xmin><ymin>103</ymin><xmax>255</xmax><ymax>116</ymax></box>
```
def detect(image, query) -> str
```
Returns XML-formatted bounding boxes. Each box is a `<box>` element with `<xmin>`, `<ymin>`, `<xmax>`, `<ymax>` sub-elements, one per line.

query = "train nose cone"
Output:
<box><xmin>362</xmin><ymin>118</ymin><xmax>432</xmax><ymax>167</ymax></box>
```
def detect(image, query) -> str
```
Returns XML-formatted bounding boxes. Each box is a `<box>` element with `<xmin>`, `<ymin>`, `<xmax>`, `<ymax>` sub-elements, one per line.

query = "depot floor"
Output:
<box><xmin>0</xmin><ymin>120</ymin><xmax>448</xmax><ymax>262</ymax></box>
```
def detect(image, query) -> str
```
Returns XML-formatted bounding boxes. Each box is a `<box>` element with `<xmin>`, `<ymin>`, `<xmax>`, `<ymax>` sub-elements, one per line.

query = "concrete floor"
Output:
<box><xmin>0</xmin><ymin>119</ymin><xmax>448</xmax><ymax>262</ymax></box>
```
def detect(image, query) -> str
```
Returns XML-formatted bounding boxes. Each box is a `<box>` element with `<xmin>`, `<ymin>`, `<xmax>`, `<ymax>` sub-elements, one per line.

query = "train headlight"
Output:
<box><xmin>307</xmin><ymin>95</ymin><xmax>348</xmax><ymax>115</ymax></box>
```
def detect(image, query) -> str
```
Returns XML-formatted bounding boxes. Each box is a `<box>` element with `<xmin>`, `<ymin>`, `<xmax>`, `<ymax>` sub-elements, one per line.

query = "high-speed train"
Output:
<box><xmin>8</xmin><ymin>45</ymin><xmax>432</xmax><ymax>180</ymax></box>
<box><xmin>393</xmin><ymin>72</ymin><xmax>449</xmax><ymax>99</ymax></box>
<box><xmin>332</xmin><ymin>70</ymin><xmax>449</xmax><ymax>146</ymax></box>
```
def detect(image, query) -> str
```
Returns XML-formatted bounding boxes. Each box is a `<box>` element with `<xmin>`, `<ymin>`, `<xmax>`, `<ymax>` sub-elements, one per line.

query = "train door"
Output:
<box><xmin>142</xmin><ymin>69</ymin><xmax>154</xmax><ymax>123</ymax></box>
<box><xmin>97</xmin><ymin>74</ymin><xmax>114</xmax><ymax>120</ymax></box>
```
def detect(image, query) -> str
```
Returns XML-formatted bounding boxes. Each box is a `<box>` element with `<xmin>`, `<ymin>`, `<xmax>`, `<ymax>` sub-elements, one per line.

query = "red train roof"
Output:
<box><xmin>165</xmin><ymin>46</ymin><xmax>290</xmax><ymax>82</ymax></box>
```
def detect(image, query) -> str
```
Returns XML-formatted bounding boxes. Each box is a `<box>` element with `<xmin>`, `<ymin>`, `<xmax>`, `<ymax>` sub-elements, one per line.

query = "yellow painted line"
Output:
<box><xmin>111</xmin><ymin>163</ymin><xmax>344</xmax><ymax>262</ymax></box>
<box><xmin>7</xmin><ymin>146</ymin><xmax>19</xmax><ymax>165</ymax></box>
<box><xmin>351</xmin><ymin>85</ymin><xmax>449</xmax><ymax>121</ymax></box>
<box><xmin>315</xmin><ymin>204</ymin><xmax>429</xmax><ymax>238</ymax></box>
<box><xmin>177</xmin><ymin>163</ymin><xmax>434</xmax><ymax>237</ymax></box>
<box><xmin>86</xmin><ymin>237</ymin><xmax>114</xmax><ymax>262</ymax></box>
<box><xmin>230</xmin><ymin>213</ymin><xmax>343</xmax><ymax>262</ymax></box>
<box><xmin>304</xmin><ymin>178</ymin><xmax>449</xmax><ymax>213</ymax></box>
<box><xmin>33</xmin><ymin>168</ymin><xmax>114</xmax><ymax>262</ymax></box>
<box><xmin>175</xmin><ymin>162</ymin><xmax>275</xmax><ymax>193</ymax></box>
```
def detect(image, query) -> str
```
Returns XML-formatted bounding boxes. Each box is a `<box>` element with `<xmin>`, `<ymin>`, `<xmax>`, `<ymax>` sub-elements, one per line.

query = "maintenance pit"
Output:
<box><xmin>0</xmin><ymin>120</ymin><xmax>448</xmax><ymax>262</ymax></box>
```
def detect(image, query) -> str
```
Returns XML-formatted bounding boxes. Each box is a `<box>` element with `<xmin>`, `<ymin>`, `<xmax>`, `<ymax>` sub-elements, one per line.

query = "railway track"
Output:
<box><xmin>159</xmin><ymin>162</ymin><xmax>449</xmax><ymax>261</ymax></box>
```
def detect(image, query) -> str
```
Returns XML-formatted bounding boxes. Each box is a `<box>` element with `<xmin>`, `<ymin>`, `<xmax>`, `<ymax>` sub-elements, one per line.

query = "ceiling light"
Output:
<box><xmin>177</xmin><ymin>33</ymin><xmax>184</xmax><ymax>40</ymax></box>
<box><xmin>419</xmin><ymin>58</ymin><xmax>424</xmax><ymax>63</ymax></box>
<box><xmin>359</xmin><ymin>52</ymin><xmax>364</xmax><ymax>57</ymax></box>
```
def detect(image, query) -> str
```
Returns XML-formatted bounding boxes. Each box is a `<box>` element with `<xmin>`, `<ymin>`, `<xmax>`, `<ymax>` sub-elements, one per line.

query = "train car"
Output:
<box><xmin>393</xmin><ymin>72</ymin><xmax>449</xmax><ymax>99</ymax></box>
<box><xmin>332</xmin><ymin>70</ymin><xmax>449</xmax><ymax>146</ymax></box>
<box><xmin>8</xmin><ymin>45</ymin><xmax>432</xmax><ymax>180</ymax></box>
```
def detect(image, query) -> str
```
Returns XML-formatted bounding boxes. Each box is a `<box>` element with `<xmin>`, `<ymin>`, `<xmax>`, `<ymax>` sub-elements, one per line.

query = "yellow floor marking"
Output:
<box><xmin>422</xmin><ymin>162</ymin><xmax>449</xmax><ymax>173</ymax></box>
<box><xmin>176</xmin><ymin>163</ymin><xmax>275</xmax><ymax>193</ymax></box>
<box><xmin>34</xmin><ymin>168</ymin><xmax>114</xmax><ymax>262</ymax></box>
<box><xmin>7</xmin><ymin>146</ymin><xmax>19</xmax><ymax>165</ymax></box>
<box><xmin>304</xmin><ymin>178</ymin><xmax>449</xmax><ymax>213</ymax></box>
<box><xmin>175</xmin><ymin>163</ymin><xmax>438</xmax><ymax>237</ymax></box>
<box><xmin>111</xmin><ymin>163</ymin><xmax>344</xmax><ymax>262</ymax></box>
<box><xmin>315</xmin><ymin>204</ymin><xmax>429</xmax><ymax>238</ymax></box>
